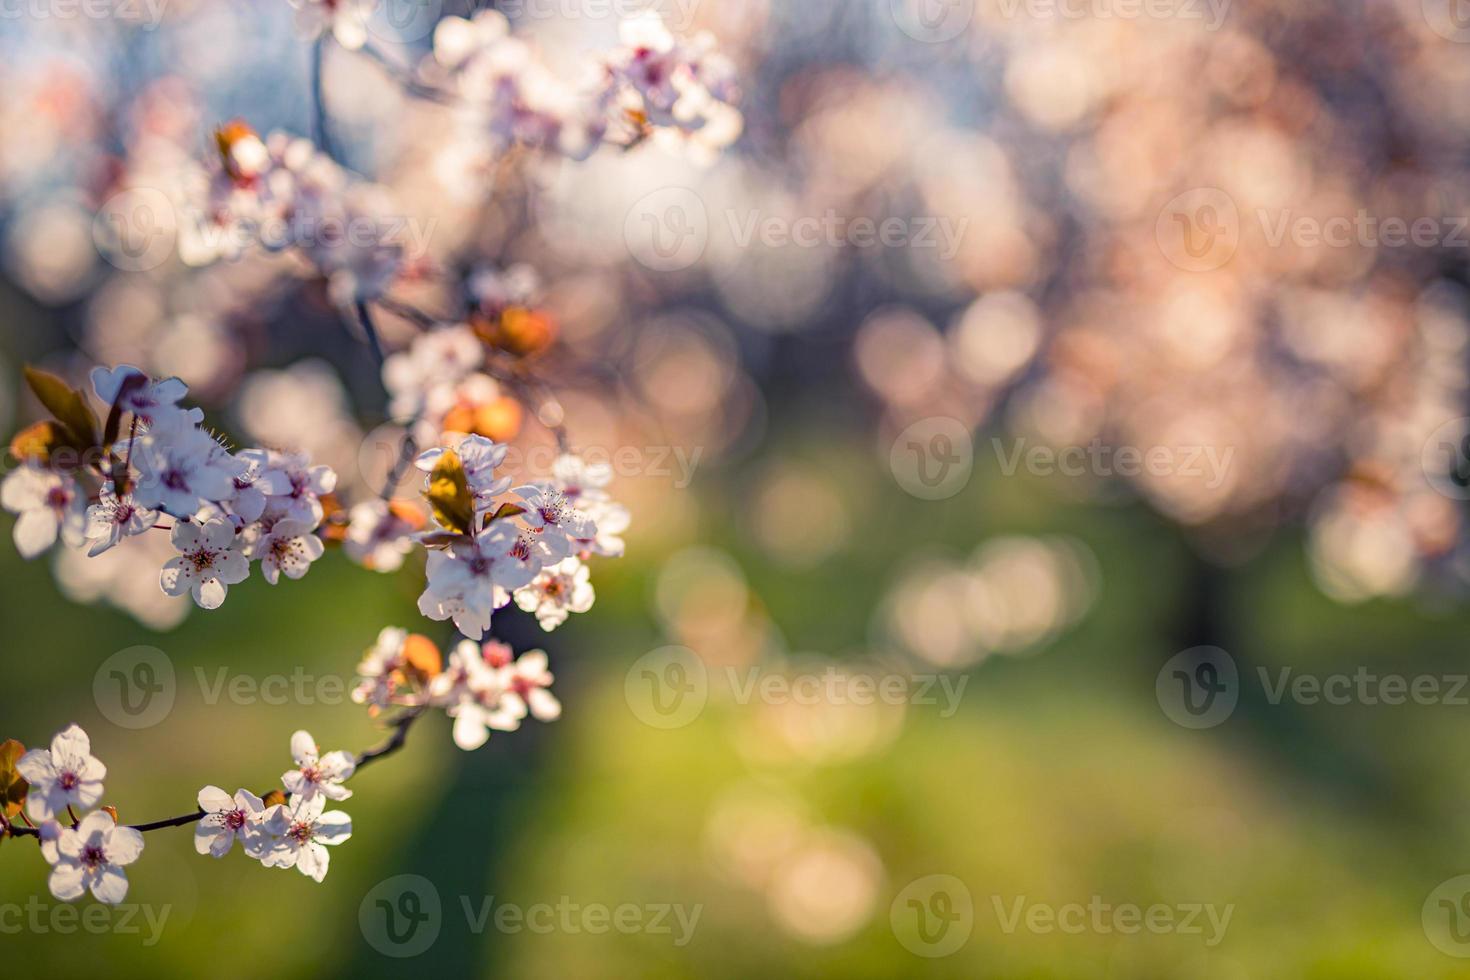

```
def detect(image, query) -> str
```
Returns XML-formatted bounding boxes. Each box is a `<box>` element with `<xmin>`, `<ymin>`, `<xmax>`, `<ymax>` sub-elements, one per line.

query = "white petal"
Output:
<box><xmin>202</xmin><ymin>519</ymin><xmax>235</xmax><ymax>549</ymax></box>
<box><xmin>15</xmin><ymin>748</ymin><xmax>56</xmax><ymax>784</ymax></box>
<box><xmin>290</xmin><ymin>730</ymin><xmax>318</xmax><ymax>765</ymax></box>
<box><xmin>296</xmin><ymin>841</ymin><xmax>330</xmax><ymax>881</ymax></box>
<box><xmin>193</xmin><ymin>577</ymin><xmax>228</xmax><ymax>609</ymax></box>
<box><xmin>73</xmin><ymin>778</ymin><xmax>104</xmax><ymax>809</ymax></box>
<box><xmin>76</xmin><ymin>810</ymin><xmax>114</xmax><ymax>839</ymax></box>
<box><xmin>48</xmin><ymin>862</ymin><xmax>86</xmax><ymax>901</ymax></box>
<box><xmin>159</xmin><ymin>559</ymin><xmax>190</xmax><ymax>596</ymax></box>
<box><xmin>50</xmin><ymin>725</ymin><xmax>92</xmax><ymax>764</ymax></box>
<box><xmin>198</xmin><ymin>785</ymin><xmax>234</xmax><ymax>812</ymax></box>
<box><xmin>319</xmin><ymin>781</ymin><xmax>353</xmax><ymax>802</ymax></box>
<box><xmin>170</xmin><ymin>521</ymin><xmax>203</xmax><ymax>550</ymax></box>
<box><xmin>453</xmin><ymin>710</ymin><xmax>490</xmax><ymax>750</ymax></box>
<box><xmin>25</xmin><ymin>789</ymin><xmax>58</xmax><ymax>822</ymax></box>
<box><xmin>517</xmin><ymin>650</ymin><xmax>549</xmax><ymax>676</ymax></box>
<box><xmin>13</xmin><ymin>509</ymin><xmax>59</xmax><ymax>558</ymax></box>
<box><xmin>314</xmin><ymin>810</ymin><xmax>352</xmax><ymax>844</ymax></box>
<box><xmin>105</xmin><ymin>826</ymin><xmax>145</xmax><ymax>866</ymax></box>
<box><xmin>235</xmin><ymin>789</ymin><xmax>267</xmax><ymax>813</ymax></box>
<box><xmin>216</xmin><ymin>550</ymin><xmax>250</xmax><ymax>585</ymax></box>
<box><xmin>528</xmin><ymin>688</ymin><xmax>562</xmax><ymax>721</ymax></box>
<box><xmin>89</xmin><ymin>866</ymin><xmax>130</xmax><ymax>904</ymax></box>
<box><xmin>194</xmin><ymin>824</ymin><xmax>226</xmax><ymax>856</ymax></box>
<box><xmin>319</xmin><ymin>750</ymin><xmax>356</xmax><ymax>782</ymax></box>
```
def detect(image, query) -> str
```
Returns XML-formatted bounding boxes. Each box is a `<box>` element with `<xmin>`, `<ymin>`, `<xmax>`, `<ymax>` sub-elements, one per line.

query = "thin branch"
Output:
<box><xmin>374</xmin><ymin>296</ymin><xmax>446</xmax><ymax>330</ymax></box>
<box><xmin>5</xmin><ymin>709</ymin><xmax>429</xmax><ymax>841</ymax></box>
<box><xmin>357</xmin><ymin>42</ymin><xmax>460</xmax><ymax>106</ymax></box>
<box><xmin>129</xmin><ymin>810</ymin><xmax>207</xmax><ymax>833</ymax></box>
<box><xmin>356</xmin><ymin>300</ymin><xmax>387</xmax><ymax>366</ymax></box>
<box><xmin>311</xmin><ymin>37</ymin><xmax>339</xmax><ymax>164</ymax></box>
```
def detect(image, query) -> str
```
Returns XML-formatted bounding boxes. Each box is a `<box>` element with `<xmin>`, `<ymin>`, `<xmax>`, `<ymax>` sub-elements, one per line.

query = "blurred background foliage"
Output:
<box><xmin>4</xmin><ymin>420</ymin><xmax>1470</xmax><ymax>978</ymax></box>
<box><xmin>4</xmin><ymin>0</ymin><xmax>1470</xmax><ymax>976</ymax></box>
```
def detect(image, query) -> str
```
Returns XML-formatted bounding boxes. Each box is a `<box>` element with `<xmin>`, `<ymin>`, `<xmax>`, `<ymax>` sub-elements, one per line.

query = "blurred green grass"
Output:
<box><xmin>3</xmin><ymin>434</ymin><xmax>1470</xmax><ymax>979</ymax></box>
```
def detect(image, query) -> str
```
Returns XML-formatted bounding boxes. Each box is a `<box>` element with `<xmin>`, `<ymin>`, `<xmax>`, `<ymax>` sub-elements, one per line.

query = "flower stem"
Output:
<box><xmin>311</xmin><ymin>37</ymin><xmax>338</xmax><ymax>164</ymax></box>
<box><xmin>356</xmin><ymin>300</ymin><xmax>386</xmax><ymax>366</ymax></box>
<box><xmin>7</xmin><ymin>710</ymin><xmax>429</xmax><ymax>841</ymax></box>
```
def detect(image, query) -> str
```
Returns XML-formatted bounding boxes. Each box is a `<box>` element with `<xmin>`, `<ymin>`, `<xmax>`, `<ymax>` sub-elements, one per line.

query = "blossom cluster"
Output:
<box><xmin>172</xmin><ymin>10</ymin><xmax>739</xmax><ymax>294</ymax></box>
<box><xmin>179</xmin><ymin>123</ymin><xmax>404</xmax><ymax>306</ymax></box>
<box><xmin>1</xmin><ymin>366</ymin><xmax>335</xmax><ymax>610</ymax></box>
<box><xmin>352</xmin><ymin>629</ymin><xmax>561</xmax><ymax>750</ymax></box>
<box><xmin>9</xmin><ymin>724</ymin><xmax>357</xmax><ymax>901</ymax></box>
<box><xmin>427</xmin><ymin>10</ymin><xmax>741</xmax><ymax>164</ymax></box>
<box><xmin>193</xmin><ymin>730</ymin><xmax>354</xmax><ymax>884</ymax></box>
<box><xmin>16</xmin><ymin>726</ymin><xmax>140</xmax><ymax>904</ymax></box>
<box><xmin>407</xmin><ymin>433</ymin><xmax>625</xmax><ymax>635</ymax></box>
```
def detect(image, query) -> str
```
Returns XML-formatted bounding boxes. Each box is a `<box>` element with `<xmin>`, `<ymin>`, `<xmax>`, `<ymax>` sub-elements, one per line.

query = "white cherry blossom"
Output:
<box><xmin>161</xmin><ymin>518</ymin><xmax>250</xmax><ymax>609</ymax></box>
<box><xmin>247</xmin><ymin>517</ymin><xmax>325</xmax><ymax>584</ymax></box>
<box><xmin>45</xmin><ymin>811</ymin><xmax>144</xmax><ymax>905</ymax></box>
<box><xmin>417</xmin><ymin>522</ymin><xmax>532</xmax><ymax>639</ymax></box>
<box><xmin>1</xmin><ymin>465</ymin><xmax>85</xmax><ymax>559</ymax></box>
<box><xmin>434</xmin><ymin>639</ymin><xmax>526</xmax><ymax>750</ymax></box>
<box><xmin>90</xmin><ymin>365</ymin><xmax>190</xmax><ymax>429</ymax></box>
<box><xmin>350</xmin><ymin>626</ymin><xmax>409</xmax><ymax>708</ymax></box>
<box><xmin>256</xmin><ymin>793</ymin><xmax>352</xmax><ymax>882</ymax></box>
<box><xmin>16</xmin><ymin>724</ymin><xmax>106</xmax><ymax>822</ymax></box>
<box><xmin>194</xmin><ymin>786</ymin><xmax>287</xmax><ymax>859</ymax></box>
<box><xmin>131</xmin><ymin>427</ymin><xmax>244</xmax><ymax>519</ymax></box>
<box><xmin>83</xmin><ymin>488</ymin><xmax>157</xmax><ymax>557</ymax></box>
<box><xmin>514</xmin><ymin>483</ymin><xmax>595</xmax><ymax>550</ymax></box>
<box><xmin>497</xmin><ymin>649</ymin><xmax>562</xmax><ymax>721</ymax></box>
<box><xmin>282</xmin><ymin>730</ymin><xmax>356</xmax><ymax>802</ymax></box>
<box><xmin>515</xmin><ymin>556</ymin><xmax>595</xmax><ymax>631</ymax></box>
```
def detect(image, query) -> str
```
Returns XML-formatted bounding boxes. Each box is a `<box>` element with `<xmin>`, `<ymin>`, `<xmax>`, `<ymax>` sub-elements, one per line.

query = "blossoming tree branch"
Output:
<box><xmin>0</xmin><ymin>5</ymin><xmax>740</xmax><ymax>904</ymax></box>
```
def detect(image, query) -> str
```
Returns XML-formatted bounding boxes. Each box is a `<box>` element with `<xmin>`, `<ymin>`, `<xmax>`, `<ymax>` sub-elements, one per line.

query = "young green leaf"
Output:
<box><xmin>0</xmin><ymin>739</ymin><xmax>29</xmax><ymax>824</ymax></box>
<box><xmin>23</xmin><ymin>366</ymin><xmax>99</xmax><ymax>451</ymax></box>
<box><xmin>424</xmin><ymin>449</ymin><xmax>476</xmax><ymax>536</ymax></box>
<box><xmin>487</xmin><ymin>502</ymin><xmax>526</xmax><ymax>522</ymax></box>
